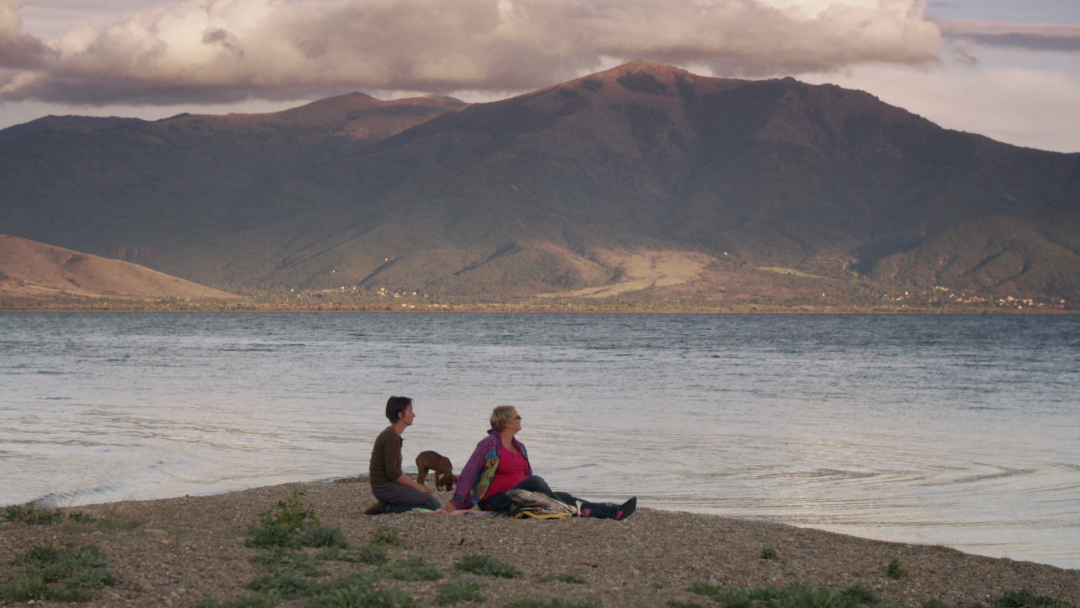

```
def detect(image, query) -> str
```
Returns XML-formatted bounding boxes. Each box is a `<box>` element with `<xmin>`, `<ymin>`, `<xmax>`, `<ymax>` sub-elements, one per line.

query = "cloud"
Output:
<box><xmin>1</xmin><ymin>0</ymin><xmax>943</xmax><ymax>105</ymax></box>
<box><xmin>935</xmin><ymin>18</ymin><xmax>1080</xmax><ymax>53</ymax></box>
<box><xmin>951</xmin><ymin>39</ymin><xmax>977</xmax><ymax>66</ymax></box>
<box><xmin>0</xmin><ymin>0</ymin><xmax>53</xmax><ymax>68</ymax></box>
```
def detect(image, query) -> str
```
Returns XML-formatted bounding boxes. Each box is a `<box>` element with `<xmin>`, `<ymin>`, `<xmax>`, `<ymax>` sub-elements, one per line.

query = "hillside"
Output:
<box><xmin>0</xmin><ymin>93</ymin><xmax>467</xmax><ymax>256</ymax></box>
<box><xmin>0</xmin><ymin>234</ymin><xmax>238</xmax><ymax>302</ymax></box>
<box><xmin>1</xmin><ymin>61</ymin><xmax>1078</xmax><ymax>310</ymax></box>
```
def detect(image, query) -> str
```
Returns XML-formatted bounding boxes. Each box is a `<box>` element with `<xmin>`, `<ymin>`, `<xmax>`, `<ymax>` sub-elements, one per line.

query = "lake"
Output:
<box><xmin>1</xmin><ymin>312</ymin><xmax>1077</xmax><ymax>569</ymax></box>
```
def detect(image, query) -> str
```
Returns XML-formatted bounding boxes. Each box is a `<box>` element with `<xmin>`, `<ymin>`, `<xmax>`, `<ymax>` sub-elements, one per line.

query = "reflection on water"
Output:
<box><xmin>1</xmin><ymin>312</ymin><xmax>1078</xmax><ymax>569</ymax></box>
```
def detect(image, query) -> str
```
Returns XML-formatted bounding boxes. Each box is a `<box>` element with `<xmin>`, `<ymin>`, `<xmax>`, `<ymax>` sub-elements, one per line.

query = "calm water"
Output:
<box><xmin>1</xmin><ymin>312</ymin><xmax>1078</xmax><ymax>569</ymax></box>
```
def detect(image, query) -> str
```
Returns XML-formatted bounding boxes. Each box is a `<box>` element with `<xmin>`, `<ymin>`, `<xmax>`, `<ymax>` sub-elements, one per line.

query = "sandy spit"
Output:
<box><xmin>1</xmin><ymin>478</ymin><xmax>1076</xmax><ymax>608</ymax></box>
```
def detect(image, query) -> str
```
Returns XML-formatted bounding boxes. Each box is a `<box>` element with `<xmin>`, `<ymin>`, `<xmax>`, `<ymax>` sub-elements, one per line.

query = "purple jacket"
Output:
<box><xmin>451</xmin><ymin>429</ymin><xmax>532</xmax><ymax>510</ymax></box>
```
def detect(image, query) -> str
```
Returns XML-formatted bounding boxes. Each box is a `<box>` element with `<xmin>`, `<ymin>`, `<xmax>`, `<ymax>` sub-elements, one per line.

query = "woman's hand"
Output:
<box><xmin>396</xmin><ymin>474</ymin><xmax>432</xmax><ymax>494</ymax></box>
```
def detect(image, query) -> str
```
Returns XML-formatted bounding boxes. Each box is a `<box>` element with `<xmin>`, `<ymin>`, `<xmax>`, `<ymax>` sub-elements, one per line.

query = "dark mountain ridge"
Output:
<box><xmin>0</xmin><ymin>115</ymin><xmax>148</xmax><ymax>144</ymax></box>
<box><xmin>1</xmin><ymin>60</ymin><xmax>1078</xmax><ymax>308</ymax></box>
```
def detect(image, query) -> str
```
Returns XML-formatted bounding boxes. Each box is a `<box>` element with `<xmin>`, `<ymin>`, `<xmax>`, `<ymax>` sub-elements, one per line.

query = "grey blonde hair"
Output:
<box><xmin>490</xmin><ymin>405</ymin><xmax>518</xmax><ymax>431</ymax></box>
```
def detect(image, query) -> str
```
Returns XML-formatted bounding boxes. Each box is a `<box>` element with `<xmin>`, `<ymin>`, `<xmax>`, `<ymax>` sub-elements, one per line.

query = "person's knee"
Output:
<box><xmin>520</xmin><ymin>476</ymin><xmax>553</xmax><ymax>493</ymax></box>
<box><xmin>423</xmin><ymin>496</ymin><xmax>441</xmax><ymax>511</ymax></box>
<box><xmin>553</xmin><ymin>491</ymin><xmax>577</xmax><ymax>505</ymax></box>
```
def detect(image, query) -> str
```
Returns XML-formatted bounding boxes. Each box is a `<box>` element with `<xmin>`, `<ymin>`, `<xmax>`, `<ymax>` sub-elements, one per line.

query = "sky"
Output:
<box><xmin>1</xmin><ymin>0</ymin><xmax>1078</xmax><ymax>152</ymax></box>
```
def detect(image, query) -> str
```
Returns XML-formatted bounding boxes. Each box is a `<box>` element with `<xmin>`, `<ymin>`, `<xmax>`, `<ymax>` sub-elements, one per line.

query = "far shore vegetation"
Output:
<box><xmin>1</xmin><ymin>291</ymin><xmax>1075</xmax><ymax>314</ymax></box>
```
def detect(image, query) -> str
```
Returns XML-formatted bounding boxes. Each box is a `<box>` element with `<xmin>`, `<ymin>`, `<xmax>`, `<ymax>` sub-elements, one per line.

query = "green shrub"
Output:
<box><xmin>504</xmin><ymin>598</ymin><xmax>602</xmax><ymax>608</ymax></box>
<box><xmin>250</xmin><ymin>549</ymin><xmax>325</xmax><ymax>576</ymax></box>
<box><xmin>537</xmin><ymin>572</ymin><xmax>587</xmax><ymax>584</ymax></box>
<box><xmin>761</xmin><ymin>547</ymin><xmax>776</xmax><ymax>560</ymax></box>
<box><xmin>995</xmin><ymin>589</ymin><xmax>1070</xmax><ymax>608</ymax></box>
<box><xmin>300</xmin><ymin>524</ymin><xmax>350</xmax><ymax>548</ymax></box>
<box><xmin>192</xmin><ymin>594</ymin><xmax>281</xmax><ymax>608</ymax></box>
<box><xmin>352</xmin><ymin>544</ymin><xmax>390</xmax><ymax>566</ymax></box>
<box><xmin>245</xmin><ymin>569</ymin><xmax>323</xmax><ymax>599</ymax></box>
<box><xmin>690</xmin><ymin>583</ymin><xmax>902</xmax><ymax>608</ymax></box>
<box><xmin>380</xmin><ymin>556</ymin><xmax>442</xmax><ymax>582</ymax></box>
<box><xmin>841</xmin><ymin>585</ymin><xmax>878</xmax><ymax>604</ymax></box>
<box><xmin>245</xmin><ymin>490</ymin><xmax>348</xmax><ymax>550</ymax></box>
<box><xmin>883</xmin><ymin>559</ymin><xmax>908</xmax><ymax>580</ymax></box>
<box><xmin>453</xmin><ymin>554</ymin><xmax>522</xmax><ymax>579</ymax></box>
<box><xmin>688</xmin><ymin>583</ymin><xmax>723</xmax><ymax>599</ymax></box>
<box><xmin>252</xmin><ymin>490</ymin><xmax>321</xmax><ymax>532</ymax></box>
<box><xmin>310</xmin><ymin>583</ymin><xmax>414</xmax><ymax>608</ymax></box>
<box><xmin>437</xmin><ymin>578</ymin><xmax>485</xmax><ymax>605</ymax></box>
<box><xmin>0</xmin><ymin>544</ymin><xmax>116</xmax><ymax>603</ymax></box>
<box><xmin>311</xmin><ymin>544</ymin><xmax>388</xmax><ymax>566</ymax></box>
<box><xmin>2</xmin><ymin>503</ymin><xmax>68</xmax><ymax>525</ymax></box>
<box><xmin>369</xmin><ymin>528</ymin><xmax>404</xmax><ymax>547</ymax></box>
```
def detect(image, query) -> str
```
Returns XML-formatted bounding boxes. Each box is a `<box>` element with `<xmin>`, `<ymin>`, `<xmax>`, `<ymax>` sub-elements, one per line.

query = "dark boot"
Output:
<box><xmin>579</xmin><ymin>497</ymin><xmax>636</xmax><ymax>521</ymax></box>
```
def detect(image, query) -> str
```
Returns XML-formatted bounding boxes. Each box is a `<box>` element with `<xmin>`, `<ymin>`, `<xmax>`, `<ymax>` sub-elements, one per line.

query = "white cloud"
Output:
<box><xmin>798</xmin><ymin>63</ymin><xmax>1080</xmax><ymax>153</ymax></box>
<box><xmin>0</xmin><ymin>0</ymin><xmax>943</xmax><ymax>105</ymax></box>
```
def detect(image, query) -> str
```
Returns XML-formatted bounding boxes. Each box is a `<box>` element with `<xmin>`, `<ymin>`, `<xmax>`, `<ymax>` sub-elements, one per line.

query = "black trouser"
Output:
<box><xmin>479</xmin><ymin>475</ymin><xmax>615</xmax><ymax>518</ymax></box>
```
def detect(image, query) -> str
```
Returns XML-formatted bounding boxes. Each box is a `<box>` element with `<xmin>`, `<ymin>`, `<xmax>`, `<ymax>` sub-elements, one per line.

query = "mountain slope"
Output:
<box><xmin>0</xmin><ymin>94</ymin><xmax>467</xmax><ymax>256</ymax></box>
<box><xmin>0</xmin><ymin>234</ymin><xmax>238</xmax><ymax>301</ymax></box>
<box><xmin>2</xmin><ymin>60</ymin><xmax>1078</xmax><ymax>306</ymax></box>
<box><xmin>148</xmin><ymin>61</ymin><xmax>1080</xmax><ymax>302</ymax></box>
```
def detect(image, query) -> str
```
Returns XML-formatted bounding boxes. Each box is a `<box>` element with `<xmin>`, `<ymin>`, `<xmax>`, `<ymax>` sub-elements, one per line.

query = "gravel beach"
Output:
<box><xmin>2</xmin><ymin>477</ymin><xmax>1077</xmax><ymax>608</ymax></box>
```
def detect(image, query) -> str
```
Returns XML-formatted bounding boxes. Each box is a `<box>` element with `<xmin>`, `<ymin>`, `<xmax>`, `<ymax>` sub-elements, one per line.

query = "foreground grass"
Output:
<box><xmin>684</xmin><ymin>584</ymin><xmax>1071</xmax><ymax>608</ymax></box>
<box><xmin>0</xmin><ymin>544</ymin><xmax>117</xmax><ymax>603</ymax></box>
<box><xmin>186</xmin><ymin>494</ymin><xmax>1076</xmax><ymax>608</ymax></box>
<box><xmin>4</xmin><ymin>498</ymin><xmax>1068</xmax><ymax>608</ymax></box>
<box><xmin>193</xmin><ymin>494</ymin><xmax>608</xmax><ymax>608</ymax></box>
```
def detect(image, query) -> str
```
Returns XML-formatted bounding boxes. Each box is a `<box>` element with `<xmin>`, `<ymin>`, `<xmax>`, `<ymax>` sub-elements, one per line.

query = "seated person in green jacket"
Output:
<box><xmin>368</xmin><ymin>396</ymin><xmax>441</xmax><ymax>514</ymax></box>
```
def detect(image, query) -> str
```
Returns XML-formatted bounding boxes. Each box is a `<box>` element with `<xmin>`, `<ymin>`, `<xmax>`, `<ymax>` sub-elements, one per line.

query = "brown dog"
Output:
<box><xmin>416</xmin><ymin>450</ymin><xmax>453</xmax><ymax>489</ymax></box>
<box><xmin>436</xmin><ymin>470</ymin><xmax>458</xmax><ymax>492</ymax></box>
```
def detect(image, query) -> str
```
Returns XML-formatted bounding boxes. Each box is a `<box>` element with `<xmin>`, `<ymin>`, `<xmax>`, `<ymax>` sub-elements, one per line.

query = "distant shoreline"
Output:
<box><xmin>2</xmin><ymin>299</ymin><xmax>1076</xmax><ymax>314</ymax></box>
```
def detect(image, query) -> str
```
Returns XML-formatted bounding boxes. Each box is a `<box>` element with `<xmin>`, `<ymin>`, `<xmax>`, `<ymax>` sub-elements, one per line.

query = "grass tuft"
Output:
<box><xmin>380</xmin><ymin>556</ymin><xmax>442</xmax><ymax>582</ymax></box>
<box><xmin>250</xmin><ymin>548</ymin><xmax>325</xmax><ymax>576</ymax></box>
<box><xmin>369</xmin><ymin>528</ymin><xmax>404</xmax><ymax>547</ymax></box>
<box><xmin>246</xmin><ymin>490</ymin><xmax>349</xmax><ymax>549</ymax></box>
<box><xmin>690</xmin><ymin>583</ymin><xmax>1072</xmax><ymax>608</ymax></box>
<box><xmin>192</xmin><ymin>593</ymin><xmax>281</xmax><ymax>608</ymax></box>
<box><xmin>505</xmin><ymin>598</ymin><xmax>603</xmax><ymax>608</ymax></box>
<box><xmin>761</xmin><ymin>547</ymin><xmax>776</xmax><ymax>560</ymax></box>
<box><xmin>0</xmin><ymin>544</ymin><xmax>116</xmax><ymax>603</ymax></box>
<box><xmin>1</xmin><ymin>503</ymin><xmax>91</xmax><ymax>526</ymax></box>
<box><xmin>436</xmin><ymin>578</ymin><xmax>485</xmax><ymax>605</ymax></box>
<box><xmin>537</xmin><ymin>572</ymin><xmax>587</xmax><ymax>584</ymax></box>
<box><xmin>841</xmin><ymin>585</ymin><xmax>878</xmax><ymax>604</ymax></box>
<box><xmin>310</xmin><ymin>582</ymin><xmax>414</xmax><ymax>608</ymax></box>
<box><xmin>300</xmin><ymin>524</ymin><xmax>350</xmax><ymax>548</ymax></box>
<box><xmin>883</xmin><ymin>559</ymin><xmax>908</xmax><ymax>580</ymax></box>
<box><xmin>453</xmin><ymin>554</ymin><xmax>523</xmax><ymax>579</ymax></box>
<box><xmin>994</xmin><ymin>589</ymin><xmax>1070</xmax><ymax>608</ymax></box>
<box><xmin>352</xmin><ymin>544</ymin><xmax>391</xmax><ymax>566</ymax></box>
<box><xmin>245</xmin><ymin>568</ymin><xmax>323</xmax><ymax>599</ymax></box>
<box><xmin>691</xmin><ymin>583</ymin><xmax>899</xmax><ymax>608</ymax></box>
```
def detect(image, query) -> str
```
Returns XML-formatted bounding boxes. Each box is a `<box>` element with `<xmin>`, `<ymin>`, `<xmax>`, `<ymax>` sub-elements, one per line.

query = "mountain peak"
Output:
<box><xmin>587</xmin><ymin>59</ymin><xmax>695</xmax><ymax>88</ymax></box>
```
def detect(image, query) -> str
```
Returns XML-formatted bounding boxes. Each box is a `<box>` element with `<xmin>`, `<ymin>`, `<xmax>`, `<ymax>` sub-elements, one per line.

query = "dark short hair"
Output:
<box><xmin>386</xmin><ymin>396</ymin><xmax>413</xmax><ymax>423</ymax></box>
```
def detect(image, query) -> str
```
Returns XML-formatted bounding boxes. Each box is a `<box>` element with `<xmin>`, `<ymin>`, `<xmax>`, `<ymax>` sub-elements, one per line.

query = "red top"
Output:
<box><xmin>483</xmin><ymin>444</ymin><xmax>530</xmax><ymax>499</ymax></box>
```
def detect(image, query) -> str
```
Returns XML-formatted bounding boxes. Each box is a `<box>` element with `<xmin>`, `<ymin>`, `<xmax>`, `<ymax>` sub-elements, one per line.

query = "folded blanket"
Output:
<box><xmin>504</xmin><ymin>489</ymin><xmax>580</xmax><ymax>517</ymax></box>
